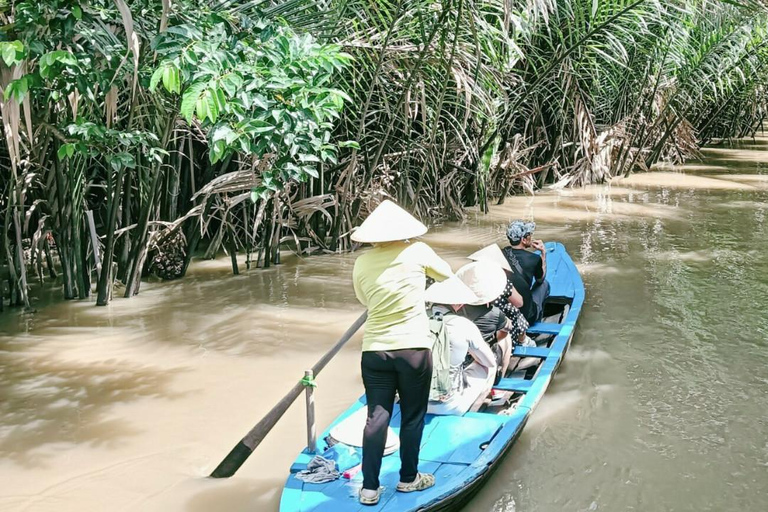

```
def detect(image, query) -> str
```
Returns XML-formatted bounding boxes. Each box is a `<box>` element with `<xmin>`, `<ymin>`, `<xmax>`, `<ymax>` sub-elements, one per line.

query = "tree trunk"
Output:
<box><xmin>227</xmin><ymin>227</ymin><xmax>239</xmax><ymax>275</ymax></box>
<box><xmin>44</xmin><ymin>239</ymin><xmax>57</xmax><ymax>279</ymax></box>
<box><xmin>117</xmin><ymin>172</ymin><xmax>132</xmax><ymax>282</ymax></box>
<box><xmin>72</xmin><ymin>217</ymin><xmax>89</xmax><ymax>299</ymax></box>
<box><xmin>96</xmin><ymin>167</ymin><xmax>126</xmax><ymax>306</ymax></box>
<box><xmin>124</xmin><ymin>165</ymin><xmax>164</xmax><ymax>298</ymax></box>
<box><xmin>262</xmin><ymin>199</ymin><xmax>274</xmax><ymax>268</ymax></box>
<box><xmin>52</xmin><ymin>158</ymin><xmax>75</xmax><ymax>299</ymax></box>
<box><xmin>12</xmin><ymin>209</ymin><xmax>30</xmax><ymax>308</ymax></box>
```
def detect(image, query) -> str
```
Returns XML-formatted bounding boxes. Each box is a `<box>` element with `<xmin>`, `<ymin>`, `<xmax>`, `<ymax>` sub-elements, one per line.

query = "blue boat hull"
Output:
<box><xmin>280</xmin><ymin>242</ymin><xmax>584</xmax><ymax>511</ymax></box>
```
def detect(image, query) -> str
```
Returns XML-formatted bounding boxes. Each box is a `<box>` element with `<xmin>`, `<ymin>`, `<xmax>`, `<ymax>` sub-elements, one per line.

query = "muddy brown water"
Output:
<box><xmin>2</xmin><ymin>138</ymin><xmax>768</xmax><ymax>512</ymax></box>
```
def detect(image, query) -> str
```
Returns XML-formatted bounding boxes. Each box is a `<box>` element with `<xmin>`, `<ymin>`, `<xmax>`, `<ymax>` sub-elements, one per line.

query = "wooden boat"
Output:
<box><xmin>280</xmin><ymin>242</ymin><xmax>584</xmax><ymax>511</ymax></box>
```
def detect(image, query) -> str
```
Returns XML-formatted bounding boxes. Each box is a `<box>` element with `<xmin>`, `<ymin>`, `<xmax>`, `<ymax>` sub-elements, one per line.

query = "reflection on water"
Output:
<box><xmin>2</xmin><ymin>137</ymin><xmax>768</xmax><ymax>511</ymax></box>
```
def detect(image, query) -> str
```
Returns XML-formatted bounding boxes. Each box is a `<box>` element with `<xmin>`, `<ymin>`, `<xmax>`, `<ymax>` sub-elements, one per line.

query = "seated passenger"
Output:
<box><xmin>454</xmin><ymin>261</ymin><xmax>527</xmax><ymax>378</ymax></box>
<box><xmin>467</xmin><ymin>244</ymin><xmax>538</xmax><ymax>372</ymax></box>
<box><xmin>424</xmin><ymin>276</ymin><xmax>497</xmax><ymax>416</ymax></box>
<box><xmin>467</xmin><ymin>244</ymin><xmax>529</xmax><ymax>345</ymax></box>
<box><xmin>503</xmin><ymin>220</ymin><xmax>551</xmax><ymax>324</ymax></box>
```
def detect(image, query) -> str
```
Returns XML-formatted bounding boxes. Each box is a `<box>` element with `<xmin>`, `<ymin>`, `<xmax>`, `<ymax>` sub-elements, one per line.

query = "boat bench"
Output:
<box><xmin>527</xmin><ymin>322</ymin><xmax>562</xmax><ymax>335</ymax></box>
<box><xmin>513</xmin><ymin>346</ymin><xmax>550</xmax><ymax>358</ymax></box>
<box><xmin>493</xmin><ymin>378</ymin><xmax>532</xmax><ymax>393</ymax></box>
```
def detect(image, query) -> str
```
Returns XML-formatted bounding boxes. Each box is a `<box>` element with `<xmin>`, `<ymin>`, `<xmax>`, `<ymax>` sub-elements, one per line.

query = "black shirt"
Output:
<box><xmin>458</xmin><ymin>305</ymin><xmax>507</xmax><ymax>343</ymax></box>
<box><xmin>503</xmin><ymin>247</ymin><xmax>543</xmax><ymax>288</ymax></box>
<box><xmin>502</xmin><ymin>247</ymin><xmax>541</xmax><ymax>324</ymax></box>
<box><xmin>507</xmin><ymin>272</ymin><xmax>536</xmax><ymax>324</ymax></box>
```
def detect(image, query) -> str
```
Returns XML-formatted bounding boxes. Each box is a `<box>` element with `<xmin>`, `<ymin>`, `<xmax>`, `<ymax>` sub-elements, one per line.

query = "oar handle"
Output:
<box><xmin>209</xmin><ymin>311</ymin><xmax>368</xmax><ymax>478</ymax></box>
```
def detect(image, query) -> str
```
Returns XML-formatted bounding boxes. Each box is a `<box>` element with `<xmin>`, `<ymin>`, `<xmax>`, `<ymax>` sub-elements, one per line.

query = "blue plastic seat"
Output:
<box><xmin>513</xmin><ymin>345</ymin><xmax>550</xmax><ymax>358</ymax></box>
<box><xmin>527</xmin><ymin>322</ymin><xmax>562</xmax><ymax>335</ymax></box>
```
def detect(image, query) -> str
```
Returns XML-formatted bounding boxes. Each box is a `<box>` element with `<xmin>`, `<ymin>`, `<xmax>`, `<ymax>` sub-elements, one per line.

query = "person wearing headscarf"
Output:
<box><xmin>503</xmin><ymin>220</ymin><xmax>550</xmax><ymax>324</ymax></box>
<box><xmin>424</xmin><ymin>276</ymin><xmax>497</xmax><ymax>416</ymax></box>
<box><xmin>351</xmin><ymin>200</ymin><xmax>451</xmax><ymax>505</ymax></box>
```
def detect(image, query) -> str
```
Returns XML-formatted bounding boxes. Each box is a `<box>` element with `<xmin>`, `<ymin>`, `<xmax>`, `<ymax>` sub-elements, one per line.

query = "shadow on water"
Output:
<box><xmin>0</xmin><ymin>345</ymin><xmax>188</xmax><ymax>468</ymax></box>
<box><xmin>183</xmin><ymin>478</ymin><xmax>273</xmax><ymax>512</ymax></box>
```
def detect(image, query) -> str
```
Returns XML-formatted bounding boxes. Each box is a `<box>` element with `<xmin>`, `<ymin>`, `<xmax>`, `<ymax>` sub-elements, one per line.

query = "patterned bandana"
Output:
<box><xmin>506</xmin><ymin>220</ymin><xmax>536</xmax><ymax>242</ymax></box>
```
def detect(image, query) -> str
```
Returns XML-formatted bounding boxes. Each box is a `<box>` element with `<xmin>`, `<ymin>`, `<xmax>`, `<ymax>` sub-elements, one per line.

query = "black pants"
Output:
<box><xmin>361</xmin><ymin>348</ymin><xmax>432</xmax><ymax>490</ymax></box>
<box><xmin>531</xmin><ymin>280</ymin><xmax>551</xmax><ymax>323</ymax></box>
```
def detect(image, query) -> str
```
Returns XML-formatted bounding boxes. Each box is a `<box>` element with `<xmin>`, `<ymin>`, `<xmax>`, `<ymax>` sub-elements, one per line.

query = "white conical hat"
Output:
<box><xmin>456</xmin><ymin>261</ymin><xmax>506</xmax><ymax>306</ymax></box>
<box><xmin>424</xmin><ymin>275</ymin><xmax>478</xmax><ymax>305</ymax></box>
<box><xmin>328</xmin><ymin>406</ymin><xmax>399</xmax><ymax>456</ymax></box>
<box><xmin>467</xmin><ymin>244</ymin><xmax>512</xmax><ymax>272</ymax></box>
<box><xmin>350</xmin><ymin>200</ymin><xmax>428</xmax><ymax>243</ymax></box>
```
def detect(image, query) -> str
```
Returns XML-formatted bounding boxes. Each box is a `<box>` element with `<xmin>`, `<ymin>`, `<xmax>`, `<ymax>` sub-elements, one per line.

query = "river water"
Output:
<box><xmin>1</xmin><ymin>138</ymin><xmax>767</xmax><ymax>512</ymax></box>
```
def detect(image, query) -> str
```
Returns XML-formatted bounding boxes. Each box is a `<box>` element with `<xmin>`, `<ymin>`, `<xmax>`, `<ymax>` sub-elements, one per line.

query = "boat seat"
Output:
<box><xmin>527</xmin><ymin>322</ymin><xmax>562</xmax><ymax>335</ymax></box>
<box><xmin>493</xmin><ymin>378</ymin><xmax>532</xmax><ymax>393</ymax></box>
<box><xmin>513</xmin><ymin>345</ymin><xmax>550</xmax><ymax>358</ymax></box>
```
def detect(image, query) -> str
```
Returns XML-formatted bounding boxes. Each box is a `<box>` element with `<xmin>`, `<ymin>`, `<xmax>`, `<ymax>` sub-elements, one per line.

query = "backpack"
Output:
<box><xmin>428</xmin><ymin>311</ymin><xmax>452</xmax><ymax>401</ymax></box>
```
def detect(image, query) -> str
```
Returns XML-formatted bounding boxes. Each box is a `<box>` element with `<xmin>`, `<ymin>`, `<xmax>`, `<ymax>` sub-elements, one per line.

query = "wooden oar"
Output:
<box><xmin>210</xmin><ymin>311</ymin><xmax>368</xmax><ymax>478</ymax></box>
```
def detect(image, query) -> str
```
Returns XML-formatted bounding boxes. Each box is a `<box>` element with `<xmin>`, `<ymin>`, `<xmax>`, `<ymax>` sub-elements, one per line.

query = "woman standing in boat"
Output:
<box><xmin>351</xmin><ymin>200</ymin><xmax>452</xmax><ymax>506</ymax></box>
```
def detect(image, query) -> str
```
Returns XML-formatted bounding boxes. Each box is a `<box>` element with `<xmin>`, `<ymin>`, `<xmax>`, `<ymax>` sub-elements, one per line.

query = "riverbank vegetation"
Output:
<box><xmin>1</xmin><ymin>0</ymin><xmax>767</xmax><ymax>308</ymax></box>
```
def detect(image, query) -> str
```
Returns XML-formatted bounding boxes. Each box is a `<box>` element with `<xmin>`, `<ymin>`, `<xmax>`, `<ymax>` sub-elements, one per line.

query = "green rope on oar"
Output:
<box><xmin>300</xmin><ymin>375</ymin><xmax>317</xmax><ymax>388</ymax></box>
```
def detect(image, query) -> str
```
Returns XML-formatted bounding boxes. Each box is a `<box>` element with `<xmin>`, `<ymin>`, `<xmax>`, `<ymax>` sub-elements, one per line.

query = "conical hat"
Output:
<box><xmin>328</xmin><ymin>406</ymin><xmax>399</xmax><ymax>456</ymax></box>
<box><xmin>456</xmin><ymin>261</ymin><xmax>506</xmax><ymax>306</ymax></box>
<box><xmin>424</xmin><ymin>275</ymin><xmax>478</xmax><ymax>305</ymax></box>
<box><xmin>467</xmin><ymin>244</ymin><xmax>512</xmax><ymax>272</ymax></box>
<box><xmin>350</xmin><ymin>200</ymin><xmax>428</xmax><ymax>243</ymax></box>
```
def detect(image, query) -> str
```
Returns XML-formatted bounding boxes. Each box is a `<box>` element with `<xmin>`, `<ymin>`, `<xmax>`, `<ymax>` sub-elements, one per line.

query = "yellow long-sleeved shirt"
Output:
<box><xmin>352</xmin><ymin>241</ymin><xmax>452</xmax><ymax>352</ymax></box>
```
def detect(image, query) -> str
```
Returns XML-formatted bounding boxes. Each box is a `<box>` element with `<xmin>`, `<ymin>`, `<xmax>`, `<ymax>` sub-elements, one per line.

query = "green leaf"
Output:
<box><xmin>0</xmin><ymin>41</ymin><xmax>22</xmax><ymax>67</ymax></box>
<box><xmin>162</xmin><ymin>64</ymin><xmax>180</xmax><ymax>94</ymax></box>
<box><xmin>252</xmin><ymin>185</ymin><xmax>272</xmax><ymax>201</ymax></box>
<box><xmin>72</xmin><ymin>5</ymin><xmax>82</xmax><ymax>20</ymax></box>
<box><xmin>27</xmin><ymin>41</ymin><xmax>44</xmax><ymax>55</ymax></box>
<box><xmin>107</xmin><ymin>152</ymin><xmax>136</xmax><ymax>170</ymax></box>
<box><xmin>182</xmin><ymin>50</ymin><xmax>199</xmax><ymax>65</ymax></box>
<box><xmin>180</xmin><ymin>81</ymin><xmax>208</xmax><ymax>123</ymax></box>
<box><xmin>252</xmin><ymin>95</ymin><xmax>269</xmax><ymax>110</ymax></box>
<box><xmin>210</xmin><ymin>140</ymin><xmax>227</xmax><ymax>164</ymax></box>
<box><xmin>220</xmin><ymin>73</ymin><xmax>244</xmax><ymax>96</ymax></box>
<box><xmin>39</xmin><ymin>50</ymin><xmax>78</xmax><ymax>78</ymax></box>
<box><xmin>211</xmin><ymin>124</ymin><xmax>238</xmax><ymax>145</ymax></box>
<box><xmin>3</xmin><ymin>76</ymin><xmax>28</xmax><ymax>103</ymax></box>
<box><xmin>108</xmin><ymin>156</ymin><xmax>121</xmax><ymax>172</ymax></box>
<box><xmin>204</xmin><ymin>89</ymin><xmax>220</xmax><ymax>123</ymax></box>
<box><xmin>149</xmin><ymin>67</ymin><xmax>164</xmax><ymax>92</ymax></box>
<box><xmin>243</xmin><ymin>120</ymin><xmax>275</xmax><ymax>135</ymax></box>
<box><xmin>195</xmin><ymin>93</ymin><xmax>209</xmax><ymax>122</ymax></box>
<box><xmin>57</xmin><ymin>143</ymin><xmax>75</xmax><ymax>161</ymax></box>
<box><xmin>332</xmin><ymin>89</ymin><xmax>353</xmax><ymax>103</ymax></box>
<box><xmin>298</xmin><ymin>154</ymin><xmax>321</xmax><ymax>163</ymax></box>
<box><xmin>212</xmin><ymin>85</ymin><xmax>226</xmax><ymax>113</ymax></box>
